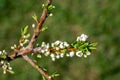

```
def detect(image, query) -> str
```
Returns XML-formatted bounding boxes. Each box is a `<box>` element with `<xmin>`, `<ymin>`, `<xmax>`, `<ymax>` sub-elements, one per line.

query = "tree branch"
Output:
<box><xmin>23</xmin><ymin>55</ymin><xmax>53</xmax><ymax>80</ymax></box>
<box><xmin>0</xmin><ymin>0</ymin><xmax>53</xmax><ymax>79</ymax></box>
<box><xmin>28</xmin><ymin>0</ymin><xmax>52</xmax><ymax>48</ymax></box>
<box><xmin>3</xmin><ymin>0</ymin><xmax>52</xmax><ymax>60</ymax></box>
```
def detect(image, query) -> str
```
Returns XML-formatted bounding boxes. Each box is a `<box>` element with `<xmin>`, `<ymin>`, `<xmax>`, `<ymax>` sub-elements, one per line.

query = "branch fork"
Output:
<box><xmin>0</xmin><ymin>0</ymin><xmax>53</xmax><ymax>80</ymax></box>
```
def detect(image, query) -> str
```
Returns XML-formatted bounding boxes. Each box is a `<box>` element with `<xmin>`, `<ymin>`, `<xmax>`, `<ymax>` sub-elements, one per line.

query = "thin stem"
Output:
<box><xmin>23</xmin><ymin>55</ymin><xmax>53</xmax><ymax>80</ymax></box>
<box><xmin>28</xmin><ymin>0</ymin><xmax>52</xmax><ymax>48</ymax></box>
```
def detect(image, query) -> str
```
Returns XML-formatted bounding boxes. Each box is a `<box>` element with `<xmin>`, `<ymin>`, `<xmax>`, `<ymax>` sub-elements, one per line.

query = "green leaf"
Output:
<box><xmin>43</xmin><ymin>68</ymin><xmax>47</xmax><ymax>72</ymax></box>
<box><xmin>37</xmin><ymin>54</ymin><xmax>41</xmax><ymax>58</ymax></box>
<box><xmin>0</xmin><ymin>55</ymin><xmax>6</xmax><ymax>59</ymax></box>
<box><xmin>71</xmin><ymin>41</ymin><xmax>81</xmax><ymax>49</ymax></box>
<box><xmin>42</xmin><ymin>76</ymin><xmax>46</xmax><ymax>80</ymax></box>
<box><xmin>89</xmin><ymin>47</ymin><xmax>96</xmax><ymax>50</ymax></box>
<box><xmin>83</xmin><ymin>42</ymin><xmax>89</xmax><ymax>46</ymax></box>
<box><xmin>25</xmin><ymin>33</ymin><xmax>30</xmax><ymax>38</ymax></box>
<box><xmin>78</xmin><ymin>43</ymin><xmax>88</xmax><ymax>49</ymax></box>
<box><xmin>51</xmin><ymin>72</ymin><xmax>60</xmax><ymax>78</ymax></box>
<box><xmin>36</xmin><ymin>43</ymin><xmax>40</xmax><ymax>47</ymax></box>
<box><xmin>8</xmin><ymin>70</ymin><xmax>15</xmax><ymax>74</ymax></box>
<box><xmin>61</xmin><ymin>49</ymin><xmax>66</xmax><ymax>53</ymax></box>
<box><xmin>71</xmin><ymin>41</ymin><xmax>77</xmax><ymax>47</ymax></box>
<box><xmin>48</xmin><ymin>5</ymin><xmax>53</xmax><ymax>11</ymax></box>
<box><xmin>32</xmin><ymin>13</ymin><xmax>38</xmax><ymax>23</ymax></box>
<box><xmin>90</xmin><ymin>42</ymin><xmax>97</xmax><ymax>47</ymax></box>
<box><xmin>41</xmin><ymin>26</ymin><xmax>48</xmax><ymax>31</ymax></box>
<box><xmin>22</xmin><ymin>25</ymin><xmax>28</xmax><ymax>35</ymax></box>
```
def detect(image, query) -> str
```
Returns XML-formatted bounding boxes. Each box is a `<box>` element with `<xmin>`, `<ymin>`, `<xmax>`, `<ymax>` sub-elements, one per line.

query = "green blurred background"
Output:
<box><xmin>0</xmin><ymin>0</ymin><xmax>120</xmax><ymax>80</ymax></box>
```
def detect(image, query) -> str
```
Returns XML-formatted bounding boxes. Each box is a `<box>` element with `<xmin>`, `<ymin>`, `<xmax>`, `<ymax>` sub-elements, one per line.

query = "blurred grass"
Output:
<box><xmin>0</xmin><ymin>0</ymin><xmax>120</xmax><ymax>80</ymax></box>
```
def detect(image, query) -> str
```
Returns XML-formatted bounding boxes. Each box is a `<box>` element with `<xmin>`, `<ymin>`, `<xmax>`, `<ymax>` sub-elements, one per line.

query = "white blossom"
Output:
<box><xmin>23</xmin><ymin>35</ymin><xmax>26</xmax><ymax>38</ymax></box>
<box><xmin>60</xmin><ymin>53</ymin><xmax>64</xmax><ymax>58</ymax></box>
<box><xmin>86</xmin><ymin>51</ymin><xmax>91</xmax><ymax>55</ymax></box>
<box><xmin>69</xmin><ymin>51</ymin><xmax>74</xmax><ymax>57</ymax></box>
<box><xmin>8</xmin><ymin>66</ymin><xmax>12</xmax><ymax>70</ymax></box>
<box><xmin>3</xmin><ymin>50</ymin><xmax>6</xmax><ymax>54</ymax></box>
<box><xmin>11</xmin><ymin>46</ymin><xmax>15</xmax><ymax>49</ymax></box>
<box><xmin>49</xmin><ymin>13</ymin><xmax>53</xmax><ymax>16</ymax></box>
<box><xmin>11</xmin><ymin>44</ymin><xmax>17</xmax><ymax>50</ymax></box>
<box><xmin>41</xmin><ymin>42</ymin><xmax>46</xmax><ymax>47</ymax></box>
<box><xmin>51</xmin><ymin>43</ymin><xmax>55</xmax><ymax>47</ymax></box>
<box><xmin>52</xmin><ymin>6</ymin><xmax>55</xmax><ymax>9</ymax></box>
<box><xmin>45</xmin><ymin>48</ymin><xmax>48</xmax><ymax>52</ymax></box>
<box><xmin>66</xmin><ymin>54</ymin><xmax>70</xmax><ymax>57</ymax></box>
<box><xmin>55</xmin><ymin>47</ymin><xmax>59</xmax><ymax>50</ymax></box>
<box><xmin>41</xmin><ymin>49</ymin><xmax>45</xmax><ymax>53</ymax></box>
<box><xmin>45</xmin><ymin>51</ymin><xmax>50</xmax><ymax>56</ymax></box>
<box><xmin>76</xmin><ymin>51</ymin><xmax>83</xmax><ymax>57</ymax></box>
<box><xmin>3</xmin><ymin>70</ymin><xmax>6</xmax><ymax>74</ymax></box>
<box><xmin>77</xmin><ymin>34</ymin><xmax>88</xmax><ymax>41</ymax></box>
<box><xmin>37</xmin><ymin>54</ymin><xmax>42</xmax><ymax>58</ymax></box>
<box><xmin>51</xmin><ymin>57</ymin><xmax>55</xmax><ymax>61</ymax></box>
<box><xmin>55</xmin><ymin>40</ymin><xmax>61</xmax><ymax>45</ymax></box>
<box><xmin>50</xmin><ymin>54</ymin><xmax>55</xmax><ymax>58</ymax></box>
<box><xmin>56</xmin><ymin>55</ymin><xmax>60</xmax><ymax>59</ymax></box>
<box><xmin>42</xmin><ymin>4</ymin><xmax>45</xmax><ymax>7</ymax></box>
<box><xmin>24</xmin><ymin>39</ymin><xmax>29</xmax><ymax>44</ymax></box>
<box><xmin>1</xmin><ymin>61</ymin><xmax>4</xmax><ymax>64</ymax></box>
<box><xmin>59</xmin><ymin>43</ymin><xmax>64</xmax><ymax>49</ymax></box>
<box><xmin>63</xmin><ymin>42</ymin><xmax>69</xmax><ymax>47</ymax></box>
<box><xmin>20</xmin><ymin>43</ymin><xmax>23</xmax><ymax>46</ymax></box>
<box><xmin>32</xmin><ymin>24</ymin><xmax>35</xmax><ymax>28</ymax></box>
<box><xmin>50</xmin><ymin>54</ymin><xmax>56</xmax><ymax>61</ymax></box>
<box><xmin>46</xmin><ymin>43</ymin><xmax>50</xmax><ymax>49</ymax></box>
<box><xmin>0</xmin><ymin>51</ymin><xmax>2</xmax><ymax>55</ymax></box>
<box><xmin>84</xmin><ymin>55</ymin><xmax>87</xmax><ymax>58</ymax></box>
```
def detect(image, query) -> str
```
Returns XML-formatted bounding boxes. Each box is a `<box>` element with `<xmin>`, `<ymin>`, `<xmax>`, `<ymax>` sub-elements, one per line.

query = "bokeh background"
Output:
<box><xmin>0</xmin><ymin>0</ymin><xmax>120</xmax><ymax>80</ymax></box>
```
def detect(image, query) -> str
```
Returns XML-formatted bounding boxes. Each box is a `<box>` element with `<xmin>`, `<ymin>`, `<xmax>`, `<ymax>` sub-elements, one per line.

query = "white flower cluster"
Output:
<box><xmin>38</xmin><ymin>41</ymin><xmax>69</xmax><ymax>61</ymax></box>
<box><xmin>51</xmin><ymin>40</ymin><xmax>69</xmax><ymax>50</ymax></box>
<box><xmin>77</xmin><ymin>34</ymin><xmax>88</xmax><ymax>42</ymax></box>
<box><xmin>37</xmin><ymin>34</ymin><xmax>92</xmax><ymax>61</ymax></box>
<box><xmin>0</xmin><ymin>50</ymin><xmax>13</xmax><ymax>74</ymax></box>
<box><xmin>66</xmin><ymin>50</ymin><xmax>91</xmax><ymax>58</ymax></box>
<box><xmin>1</xmin><ymin>61</ymin><xmax>12</xmax><ymax>74</ymax></box>
<box><xmin>50</xmin><ymin>41</ymin><xmax>70</xmax><ymax>61</ymax></box>
<box><xmin>40</xmin><ymin>41</ymin><xmax>70</xmax><ymax>53</ymax></box>
<box><xmin>11</xmin><ymin>37</ymin><xmax>29</xmax><ymax>50</ymax></box>
<box><xmin>42</xmin><ymin>4</ymin><xmax>55</xmax><ymax>9</ymax></box>
<box><xmin>42</xmin><ymin>4</ymin><xmax>55</xmax><ymax>17</ymax></box>
<box><xmin>49</xmin><ymin>50</ymin><xmax>91</xmax><ymax>61</ymax></box>
<box><xmin>40</xmin><ymin>42</ymin><xmax>50</xmax><ymax>56</ymax></box>
<box><xmin>0</xmin><ymin>50</ymin><xmax>7</xmax><ymax>55</ymax></box>
<box><xmin>20</xmin><ymin>36</ymin><xmax>29</xmax><ymax>47</ymax></box>
<box><xmin>11</xmin><ymin>44</ymin><xmax>17</xmax><ymax>50</ymax></box>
